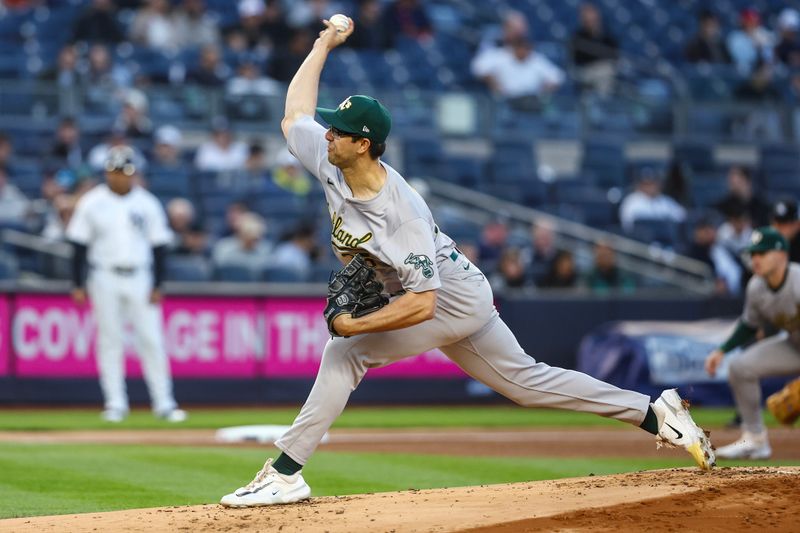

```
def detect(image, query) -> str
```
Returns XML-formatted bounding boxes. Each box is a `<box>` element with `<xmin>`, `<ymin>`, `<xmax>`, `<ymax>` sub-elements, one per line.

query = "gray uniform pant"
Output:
<box><xmin>728</xmin><ymin>333</ymin><xmax>800</xmax><ymax>434</ymax></box>
<box><xmin>276</xmin><ymin>272</ymin><xmax>651</xmax><ymax>465</ymax></box>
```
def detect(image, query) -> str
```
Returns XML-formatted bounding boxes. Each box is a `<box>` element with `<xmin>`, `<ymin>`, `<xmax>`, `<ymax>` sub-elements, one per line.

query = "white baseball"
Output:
<box><xmin>329</xmin><ymin>14</ymin><xmax>350</xmax><ymax>33</ymax></box>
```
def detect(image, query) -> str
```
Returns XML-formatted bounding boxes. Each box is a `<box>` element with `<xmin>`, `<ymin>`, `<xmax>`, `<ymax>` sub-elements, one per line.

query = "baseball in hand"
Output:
<box><xmin>329</xmin><ymin>14</ymin><xmax>350</xmax><ymax>33</ymax></box>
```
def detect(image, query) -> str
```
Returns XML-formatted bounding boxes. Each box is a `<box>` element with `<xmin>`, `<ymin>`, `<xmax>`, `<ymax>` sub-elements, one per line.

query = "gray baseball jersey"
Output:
<box><xmin>727</xmin><ymin>263</ymin><xmax>800</xmax><ymax>435</ymax></box>
<box><xmin>288</xmin><ymin>115</ymin><xmax>467</xmax><ymax>298</ymax></box>
<box><xmin>742</xmin><ymin>263</ymin><xmax>800</xmax><ymax>346</ymax></box>
<box><xmin>275</xmin><ymin>114</ymin><xmax>652</xmax><ymax>465</ymax></box>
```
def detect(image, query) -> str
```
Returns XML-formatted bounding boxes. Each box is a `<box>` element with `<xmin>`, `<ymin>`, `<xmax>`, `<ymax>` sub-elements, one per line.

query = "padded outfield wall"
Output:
<box><xmin>0</xmin><ymin>283</ymin><xmax>743</xmax><ymax>405</ymax></box>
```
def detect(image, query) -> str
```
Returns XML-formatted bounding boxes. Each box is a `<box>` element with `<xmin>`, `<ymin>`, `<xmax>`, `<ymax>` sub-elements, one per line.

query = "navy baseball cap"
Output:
<box><xmin>317</xmin><ymin>95</ymin><xmax>392</xmax><ymax>144</ymax></box>
<box><xmin>771</xmin><ymin>198</ymin><xmax>799</xmax><ymax>223</ymax></box>
<box><xmin>747</xmin><ymin>226</ymin><xmax>789</xmax><ymax>254</ymax></box>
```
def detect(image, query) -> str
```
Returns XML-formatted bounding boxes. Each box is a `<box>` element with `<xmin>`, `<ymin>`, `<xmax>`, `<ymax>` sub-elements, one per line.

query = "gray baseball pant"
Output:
<box><xmin>275</xmin><ymin>273</ymin><xmax>651</xmax><ymax>465</ymax></box>
<box><xmin>728</xmin><ymin>334</ymin><xmax>800</xmax><ymax>434</ymax></box>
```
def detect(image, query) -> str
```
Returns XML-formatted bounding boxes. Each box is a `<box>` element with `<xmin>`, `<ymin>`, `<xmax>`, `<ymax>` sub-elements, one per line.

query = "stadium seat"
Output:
<box><xmin>673</xmin><ymin>141</ymin><xmax>716</xmax><ymax>173</ymax></box>
<box><xmin>213</xmin><ymin>264</ymin><xmax>259</xmax><ymax>282</ymax></box>
<box><xmin>261</xmin><ymin>266</ymin><xmax>306</xmax><ymax>283</ymax></box>
<box><xmin>0</xmin><ymin>251</ymin><xmax>19</xmax><ymax>279</ymax></box>
<box><xmin>165</xmin><ymin>256</ymin><xmax>211</xmax><ymax>282</ymax></box>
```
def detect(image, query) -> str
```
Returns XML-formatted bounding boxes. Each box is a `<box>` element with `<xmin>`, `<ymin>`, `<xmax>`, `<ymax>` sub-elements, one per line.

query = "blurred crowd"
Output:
<box><xmin>0</xmin><ymin>0</ymin><xmax>798</xmax><ymax>291</ymax></box>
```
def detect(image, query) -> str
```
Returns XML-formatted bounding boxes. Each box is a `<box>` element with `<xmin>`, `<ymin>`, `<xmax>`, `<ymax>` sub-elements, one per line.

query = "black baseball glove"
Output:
<box><xmin>324</xmin><ymin>254</ymin><xmax>389</xmax><ymax>337</ymax></box>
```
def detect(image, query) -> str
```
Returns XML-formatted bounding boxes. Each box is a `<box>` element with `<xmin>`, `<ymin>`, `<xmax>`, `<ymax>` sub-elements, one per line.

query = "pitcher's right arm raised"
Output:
<box><xmin>281</xmin><ymin>18</ymin><xmax>354</xmax><ymax>138</ymax></box>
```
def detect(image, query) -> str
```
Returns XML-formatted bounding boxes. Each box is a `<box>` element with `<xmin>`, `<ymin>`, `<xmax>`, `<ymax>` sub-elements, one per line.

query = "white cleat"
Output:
<box><xmin>653</xmin><ymin>389</ymin><xmax>716</xmax><ymax>470</ymax></box>
<box><xmin>156</xmin><ymin>409</ymin><xmax>188</xmax><ymax>423</ymax></box>
<box><xmin>101</xmin><ymin>409</ymin><xmax>128</xmax><ymax>423</ymax></box>
<box><xmin>716</xmin><ymin>431</ymin><xmax>772</xmax><ymax>460</ymax></box>
<box><xmin>220</xmin><ymin>458</ymin><xmax>311</xmax><ymax>508</ymax></box>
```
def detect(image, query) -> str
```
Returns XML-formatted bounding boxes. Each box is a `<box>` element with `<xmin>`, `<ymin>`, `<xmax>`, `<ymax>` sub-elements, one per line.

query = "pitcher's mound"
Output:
<box><xmin>1</xmin><ymin>467</ymin><xmax>798</xmax><ymax>532</ymax></box>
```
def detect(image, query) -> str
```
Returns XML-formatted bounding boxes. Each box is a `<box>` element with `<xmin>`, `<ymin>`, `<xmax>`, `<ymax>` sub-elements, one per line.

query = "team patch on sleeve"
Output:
<box><xmin>404</xmin><ymin>253</ymin><xmax>434</xmax><ymax>278</ymax></box>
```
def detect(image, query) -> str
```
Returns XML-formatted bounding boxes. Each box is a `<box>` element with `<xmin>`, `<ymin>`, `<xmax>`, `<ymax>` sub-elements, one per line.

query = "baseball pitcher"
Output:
<box><xmin>220</xmin><ymin>17</ymin><xmax>714</xmax><ymax>507</ymax></box>
<box><xmin>706</xmin><ymin>226</ymin><xmax>800</xmax><ymax>459</ymax></box>
<box><xmin>66</xmin><ymin>146</ymin><xmax>186</xmax><ymax>423</ymax></box>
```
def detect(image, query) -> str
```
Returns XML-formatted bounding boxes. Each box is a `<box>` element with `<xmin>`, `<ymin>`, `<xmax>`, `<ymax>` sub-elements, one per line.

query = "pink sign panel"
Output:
<box><xmin>0</xmin><ymin>294</ymin><xmax>8</xmax><ymax>376</ymax></box>
<box><xmin>263</xmin><ymin>298</ymin><xmax>465</xmax><ymax>378</ymax></box>
<box><xmin>12</xmin><ymin>294</ymin><xmax>262</xmax><ymax>378</ymax></box>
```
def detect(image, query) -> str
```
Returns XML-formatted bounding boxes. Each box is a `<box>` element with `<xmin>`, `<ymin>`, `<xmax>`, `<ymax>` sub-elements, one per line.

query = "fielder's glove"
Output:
<box><xmin>323</xmin><ymin>254</ymin><xmax>389</xmax><ymax>337</ymax></box>
<box><xmin>767</xmin><ymin>377</ymin><xmax>800</xmax><ymax>426</ymax></box>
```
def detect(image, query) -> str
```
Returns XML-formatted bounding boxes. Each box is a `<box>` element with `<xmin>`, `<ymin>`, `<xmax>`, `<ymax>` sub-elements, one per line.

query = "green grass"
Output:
<box><xmin>0</xmin><ymin>405</ymin><xmax>772</xmax><ymax>431</ymax></box>
<box><xmin>0</xmin><ymin>443</ymin><xmax>794</xmax><ymax>520</ymax></box>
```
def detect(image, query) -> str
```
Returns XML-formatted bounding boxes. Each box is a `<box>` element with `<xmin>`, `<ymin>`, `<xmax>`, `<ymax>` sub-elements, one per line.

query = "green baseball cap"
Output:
<box><xmin>316</xmin><ymin>95</ymin><xmax>392</xmax><ymax>144</ymax></box>
<box><xmin>747</xmin><ymin>226</ymin><xmax>789</xmax><ymax>253</ymax></box>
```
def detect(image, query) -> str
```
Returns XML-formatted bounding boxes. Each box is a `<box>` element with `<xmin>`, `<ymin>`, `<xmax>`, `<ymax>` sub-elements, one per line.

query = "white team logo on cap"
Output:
<box><xmin>338</xmin><ymin>97</ymin><xmax>352</xmax><ymax>111</ymax></box>
<box><xmin>751</xmin><ymin>231</ymin><xmax>763</xmax><ymax>244</ymax></box>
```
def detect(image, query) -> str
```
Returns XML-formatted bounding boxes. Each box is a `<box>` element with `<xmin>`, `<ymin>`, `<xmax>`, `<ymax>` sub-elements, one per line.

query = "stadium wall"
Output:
<box><xmin>0</xmin><ymin>287</ymin><xmax>743</xmax><ymax>405</ymax></box>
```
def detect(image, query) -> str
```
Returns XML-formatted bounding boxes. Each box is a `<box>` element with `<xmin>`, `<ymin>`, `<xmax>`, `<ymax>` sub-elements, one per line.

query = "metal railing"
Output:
<box><xmin>425</xmin><ymin>179</ymin><xmax>716</xmax><ymax>295</ymax></box>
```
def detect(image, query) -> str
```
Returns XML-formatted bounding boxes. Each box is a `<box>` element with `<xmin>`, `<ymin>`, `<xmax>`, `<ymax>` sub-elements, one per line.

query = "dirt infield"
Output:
<box><xmin>1</xmin><ymin>467</ymin><xmax>798</xmax><ymax>533</ymax></box>
<box><xmin>1</xmin><ymin>426</ymin><xmax>799</xmax><ymax>459</ymax></box>
<box><xmin>0</xmin><ymin>428</ymin><xmax>798</xmax><ymax>531</ymax></box>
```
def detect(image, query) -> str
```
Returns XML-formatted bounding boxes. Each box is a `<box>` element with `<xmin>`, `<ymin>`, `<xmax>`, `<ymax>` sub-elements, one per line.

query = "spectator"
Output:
<box><xmin>40</xmin><ymin>44</ymin><xmax>81</xmax><ymax>87</ymax></box>
<box><xmin>152</xmin><ymin>125</ymin><xmax>184</xmax><ymax>168</ymax></box>
<box><xmin>212</xmin><ymin>211</ymin><xmax>273</xmax><ymax>274</ymax></box>
<box><xmin>218</xmin><ymin>200</ymin><xmax>249</xmax><ymax>238</ymax></box>
<box><xmin>662</xmin><ymin>159</ymin><xmax>691</xmax><ymax>208</ymax></box>
<box><xmin>0</xmin><ymin>132</ymin><xmax>12</xmax><ymax>169</ymax></box>
<box><xmin>84</xmin><ymin>44</ymin><xmax>133</xmax><ymax>97</ymax></box>
<box><xmin>130</xmin><ymin>0</ymin><xmax>180</xmax><ymax>52</ymax></box>
<box><xmin>194</xmin><ymin>118</ymin><xmax>248</xmax><ymax>172</ymax></box>
<box><xmin>770</xmin><ymin>198</ymin><xmax>800</xmax><ymax>264</ymax></box>
<box><xmin>381</xmin><ymin>0</ymin><xmax>432</xmax><ymax>47</ymax></box>
<box><xmin>72</xmin><ymin>0</ymin><xmax>124</xmax><ymax>45</ymax></box>
<box><xmin>685</xmin><ymin>10</ymin><xmax>731</xmax><ymax>64</ymax></box>
<box><xmin>270</xmin><ymin>147</ymin><xmax>312</xmax><ymax>196</ymax></box>
<box><xmin>490</xmin><ymin>247</ymin><xmax>529</xmax><ymax>291</ymax></box>
<box><xmin>727</xmin><ymin>8</ymin><xmax>773</xmax><ymax>74</ymax></box>
<box><xmin>687</xmin><ymin>217</ymin><xmax>742</xmax><ymax>296</ymax></box>
<box><xmin>50</xmin><ymin>117</ymin><xmax>83</xmax><ymax>169</ymax></box>
<box><xmin>167</xmin><ymin>198</ymin><xmax>207</xmax><ymax>256</ymax></box>
<box><xmin>261</xmin><ymin>0</ymin><xmax>293</xmax><ymax>50</ymax></box>
<box><xmin>523</xmin><ymin>221</ymin><xmax>558</xmax><ymax>283</ymax></box>
<box><xmin>775</xmin><ymin>8</ymin><xmax>800</xmax><ymax>68</ymax></box>
<box><xmin>41</xmin><ymin>194</ymin><xmax>76</xmax><ymax>242</ymax></box>
<box><xmin>570</xmin><ymin>2</ymin><xmax>619</xmax><ymax>96</ymax></box>
<box><xmin>112</xmin><ymin>89</ymin><xmax>153</xmax><ymax>139</ymax></box>
<box><xmin>226</xmin><ymin>58</ymin><xmax>282</xmax><ymax>98</ymax></box>
<box><xmin>618</xmin><ymin>167</ymin><xmax>687</xmax><ymax>233</ymax></box>
<box><xmin>471</xmin><ymin>31</ymin><xmax>564</xmax><ymax>103</ymax></box>
<box><xmin>585</xmin><ymin>241</ymin><xmax>635</xmax><ymax>293</ymax></box>
<box><xmin>537</xmin><ymin>250</ymin><xmax>578</xmax><ymax>288</ymax></box>
<box><xmin>716</xmin><ymin>199</ymin><xmax>753</xmax><ymax>259</ymax></box>
<box><xmin>226</xmin><ymin>0</ymin><xmax>271</xmax><ymax>53</ymax></box>
<box><xmin>733</xmin><ymin>60</ymin><xmax>782</xmax><ymax>142</ymax></box>
<box><xmin>734</xmin><ymin>61</ymin><xmax>781</xmax><ymax>102</ymax></box>
<box><xmin>478</xmin><ymin>219</ymin><xmax>509</xmax><ymax>266</ymax></box>
<box><xmin>268</xmin><ymin>29</ymin><xmax>314</xmax><ymax>83</ymax></box>
<box><xmin>173</xmin><ymin>0</ymin><xmax>221</xmax><ymax>50</ymax></box>
<box><xmin>186</xmin><ymin>44</ymin><xmax>232</xmax><ymax>87</ymax></box>
<box><xmin>346</xmin><ymin>0</ymin><xmax>388</xmax><ymax>50</ymax></box>
<box><xmin>715</xmin><ymin>165</ymin><xmax>770</xmax><ymax>227</ymax></box>
<box><xmin>271</xmin><ymin>223</ymin><xmax>318</xmax><ymax>280</ymax></box>
<box><xmin>0</xmin><ymin>166</ymin><xmax>31</xmax><ymax>225</ymax></box>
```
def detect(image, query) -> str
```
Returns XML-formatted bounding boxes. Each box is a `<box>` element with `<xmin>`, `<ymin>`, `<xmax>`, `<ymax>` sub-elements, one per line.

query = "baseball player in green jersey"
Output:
<box><xmin>220</xmin><ymin>17</ymin><xmax>714</xmax><ymax>508</ymax></box>
<box><xmin>706</xmin><ymin>226</ymin><xmax>800</xmax><ymax>459</ymax></box>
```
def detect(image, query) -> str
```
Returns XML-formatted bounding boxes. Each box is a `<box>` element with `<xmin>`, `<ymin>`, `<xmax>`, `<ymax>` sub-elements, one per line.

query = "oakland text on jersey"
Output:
<box><xmin>330</xmin><ymin>210</ymin><xmax>373</xmax><ymax>249</ymax></box>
